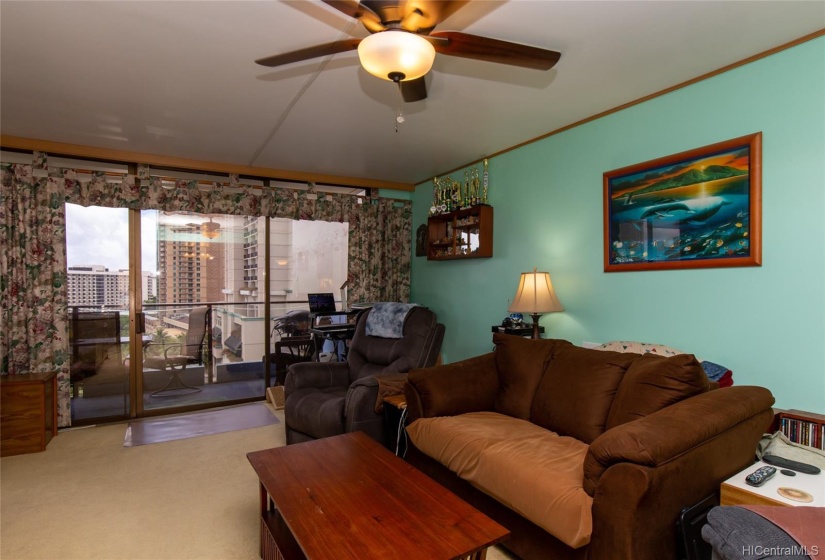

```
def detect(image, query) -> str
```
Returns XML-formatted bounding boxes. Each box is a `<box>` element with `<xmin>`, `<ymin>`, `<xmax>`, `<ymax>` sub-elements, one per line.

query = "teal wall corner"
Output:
<box><xmin>410</xmin><ymin>36</ymin><xmax>825</xmax><ymax>411</ymax></box>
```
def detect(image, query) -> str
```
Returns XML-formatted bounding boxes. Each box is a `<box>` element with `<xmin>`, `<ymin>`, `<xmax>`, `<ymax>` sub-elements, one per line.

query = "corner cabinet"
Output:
<box><xmin>427</xmin><ymin>205</ymin><xmax>493</xmax><ymax>260</ymax></box>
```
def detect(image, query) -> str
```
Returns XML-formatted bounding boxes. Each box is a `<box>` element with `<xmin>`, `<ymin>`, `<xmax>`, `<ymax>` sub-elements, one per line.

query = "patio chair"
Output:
<box><xmin>144</xmin><ymin>306</ymin><xmax>209</xmax><ymax>396</ymax></box>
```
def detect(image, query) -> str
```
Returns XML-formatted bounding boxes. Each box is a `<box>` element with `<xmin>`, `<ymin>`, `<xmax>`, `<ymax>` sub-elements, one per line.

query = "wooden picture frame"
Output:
<box><xmin>604</xmin><ymin>132</ymin><xmax>762</xmax><ymax>272</ymax></box>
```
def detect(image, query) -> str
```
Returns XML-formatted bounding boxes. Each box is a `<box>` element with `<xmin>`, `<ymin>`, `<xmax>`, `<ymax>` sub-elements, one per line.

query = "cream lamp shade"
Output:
<box><xmin>357</xmin><ymin>30</ymin><xmax>436</xmax><ymax>82</ymax></box>
<box><xmin>508</xmin><ymin>267</ymin><xmax>564</xmax><ymax>339</ymax></box>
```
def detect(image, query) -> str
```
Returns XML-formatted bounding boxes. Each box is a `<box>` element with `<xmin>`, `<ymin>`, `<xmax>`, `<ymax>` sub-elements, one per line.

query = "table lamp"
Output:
<box><xmin>508</xmin><ymin>267</ymin><xmax>564</xmax><ymax>339</ymax></box>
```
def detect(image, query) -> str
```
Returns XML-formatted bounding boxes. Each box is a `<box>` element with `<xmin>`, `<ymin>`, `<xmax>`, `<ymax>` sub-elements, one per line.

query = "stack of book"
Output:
<box><xmin>777</xmin><ymin>409</ymin><xmax>825</xmax><ymax>450</ymax></box>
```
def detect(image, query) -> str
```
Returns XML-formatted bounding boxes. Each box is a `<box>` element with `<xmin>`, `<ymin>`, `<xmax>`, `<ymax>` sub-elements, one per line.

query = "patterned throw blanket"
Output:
<box><xmin>365</xmin><ymin>302</ymin><xmax>419</xmax><ymax>339</ymax></box>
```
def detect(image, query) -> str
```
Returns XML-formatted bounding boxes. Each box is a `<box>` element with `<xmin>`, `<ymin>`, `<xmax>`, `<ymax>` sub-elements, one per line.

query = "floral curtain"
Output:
<box><xmin>2</xmin><ymin>157</ymin><xmax>411</xmax><ymax>426</ymax></box>
<box><xmin>348</xmin><ymin>198</ymin><xmax>413</xmax><ymax>303</ymax></box>
<box><xmin>0</xmin><ymin>163</ymin><xmax>72</xmax><ymax>425</ymax></box>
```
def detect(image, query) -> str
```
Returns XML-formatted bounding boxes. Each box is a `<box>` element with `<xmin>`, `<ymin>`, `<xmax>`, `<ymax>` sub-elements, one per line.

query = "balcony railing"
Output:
<box><xmin>68</xmin><ymin>299</ymin><xmax>344</xmax><ymax>420</ymax></box>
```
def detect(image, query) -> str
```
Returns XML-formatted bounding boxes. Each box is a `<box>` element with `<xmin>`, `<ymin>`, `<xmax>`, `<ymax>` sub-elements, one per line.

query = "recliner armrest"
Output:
<box><xmin>404</xmin><ymin>352</ymin><xmax>499</xmax><ymax>422</ymax></box>
<box><xmin>284</xmin><ymin>361</ymin><xmax>351</xmax><ymax>395</ymax></box>
<box><xmin>583</xmin><ymin>385</ymin><xmax>774</xmax><ymax>495</ymax></box>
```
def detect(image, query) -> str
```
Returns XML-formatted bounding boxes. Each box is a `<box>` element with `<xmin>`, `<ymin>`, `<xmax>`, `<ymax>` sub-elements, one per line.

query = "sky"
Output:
<box><xmin>65</xmin><ymin>204</ymin><xmax>158</xmax><ymax>273</ymax></box>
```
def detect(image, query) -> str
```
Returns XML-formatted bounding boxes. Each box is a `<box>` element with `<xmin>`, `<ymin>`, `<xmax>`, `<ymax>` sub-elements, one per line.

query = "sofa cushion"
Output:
<box><xmin>493</xmin><ymin>334</ymin><xmax>568</xmax><ymax>419</ymax></box>
<box><xmin>605</xmin><ymin>353</ymin><xmax>710</xmax><ymax>430</ymax></box>
<box><xmin>406</xmin><ymin>411</ymin><xmax>593</xmax><ymax>549</ymax></box>
<box><xmin>531</xmin><ymin>345</ymin><xmax>638</xmax><ymax>444</ymax></box>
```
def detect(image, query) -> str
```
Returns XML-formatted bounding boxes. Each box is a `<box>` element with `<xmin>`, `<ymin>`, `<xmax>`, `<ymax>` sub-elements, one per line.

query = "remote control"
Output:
<box><xmin>762</xmin><ymin>454</ymin><xmax>821</xmax><ymax>475</ymax></box>
<box><xmin>745</xmin><ymin>466</ymin><xmax>777</xmax><ymax>487</ymax></box>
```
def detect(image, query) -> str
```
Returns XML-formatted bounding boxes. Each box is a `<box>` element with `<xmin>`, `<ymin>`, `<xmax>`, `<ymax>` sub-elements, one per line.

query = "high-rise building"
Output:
<box><xmin>156</xmin><ymin>214</ymin><xmax>225</xmax><ymax>305</ymax></box>
<box><xmin>67</xmin><ymin>265</ymin><xmax>129</xmax><ymax>308</ymax></box>
<box><xmin>67</xmin><ymin>265</ymin><xmax>159</xmax><ymax>308</ymax></box>
<box><xmin>143</xmin><ymin>273</ymin><xmax>158</xmax><ymax>302</ymax></box>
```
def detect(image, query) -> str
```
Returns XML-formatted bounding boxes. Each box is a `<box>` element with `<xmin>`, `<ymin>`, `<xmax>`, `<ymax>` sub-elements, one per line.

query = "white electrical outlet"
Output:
<box><xmin>582</xmin><ymin>341</ymin><xmax>601</xmax><ymax>349</ymax></box>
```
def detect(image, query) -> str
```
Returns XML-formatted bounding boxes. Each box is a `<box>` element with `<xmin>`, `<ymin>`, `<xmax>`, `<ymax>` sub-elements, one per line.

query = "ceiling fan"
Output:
<box><xmin>185</xmin><ymin>217</ymin><xmax>222</xmax><ymax>239</ymax></box>
<box><xmin>255</xmin><ymin>0</ymin><xmax>561</xmax><ymax>102</ymax></box>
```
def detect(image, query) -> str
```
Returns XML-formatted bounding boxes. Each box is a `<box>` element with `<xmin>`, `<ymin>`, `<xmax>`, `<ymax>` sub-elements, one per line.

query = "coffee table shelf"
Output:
<box><xmin>261</xmin><ymin>508</ymin><xmax>304</xmax><ymax>560</ymax></box>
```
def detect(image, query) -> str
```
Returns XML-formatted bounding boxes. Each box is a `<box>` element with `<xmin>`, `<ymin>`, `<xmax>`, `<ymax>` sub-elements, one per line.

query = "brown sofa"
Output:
<box><xmin>403</xmin><ymin>334</ymin><xmax>774</xmax><ymax>560</ymax></box>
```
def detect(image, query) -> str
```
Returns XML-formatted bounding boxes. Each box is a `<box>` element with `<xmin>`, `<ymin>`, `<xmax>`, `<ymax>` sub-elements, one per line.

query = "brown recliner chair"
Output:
<box><xmin>284</xmin><ymin>305</ymin><xmax>444</xmax><ymax>446</ymax></box>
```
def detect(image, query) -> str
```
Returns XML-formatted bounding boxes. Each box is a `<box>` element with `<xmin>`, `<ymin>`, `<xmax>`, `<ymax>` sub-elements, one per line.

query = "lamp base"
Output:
<box><xmin>529</xmin><ymin>313</ymin><xmax>543</xmax><ymax>339</ymax></box>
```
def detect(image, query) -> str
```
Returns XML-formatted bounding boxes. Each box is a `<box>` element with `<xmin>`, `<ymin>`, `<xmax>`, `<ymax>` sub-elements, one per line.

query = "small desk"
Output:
<box><xmin>720</xmin><ymin>460</ymin><xmax>824</xmax><ymax>507</ymax></box>
<box><xmin>310</xmin><ymin>325</ymin><xmax>357</xmax><ymax>361</ymax></box>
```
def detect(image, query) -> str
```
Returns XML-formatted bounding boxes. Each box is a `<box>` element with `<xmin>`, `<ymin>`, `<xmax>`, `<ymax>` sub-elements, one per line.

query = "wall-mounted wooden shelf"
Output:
<box><xmin>427</xmin><ymin>205</ymin><xmax>493</xmax><ymax>261</ymax></box>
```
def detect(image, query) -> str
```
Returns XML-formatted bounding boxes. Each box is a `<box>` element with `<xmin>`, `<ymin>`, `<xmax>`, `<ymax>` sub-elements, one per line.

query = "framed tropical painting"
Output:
<box><xmin>603</xmin><ymin>132</ymin><xmax>762</xmax><ymax>272</ymax></box>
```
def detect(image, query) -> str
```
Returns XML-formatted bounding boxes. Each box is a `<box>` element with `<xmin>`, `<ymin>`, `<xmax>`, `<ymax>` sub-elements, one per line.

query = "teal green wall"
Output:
<box><xmin>410</xmin><ymin>37</ymin><xmax>825</xmax><ymax>411</ymax></box>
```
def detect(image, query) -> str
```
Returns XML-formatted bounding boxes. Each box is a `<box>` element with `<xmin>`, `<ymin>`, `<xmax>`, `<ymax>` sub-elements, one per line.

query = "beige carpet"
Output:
<box><xmin>1</xmin><ymin>404</ymin><xmax>517</xmax><ymax>560</ymax></box>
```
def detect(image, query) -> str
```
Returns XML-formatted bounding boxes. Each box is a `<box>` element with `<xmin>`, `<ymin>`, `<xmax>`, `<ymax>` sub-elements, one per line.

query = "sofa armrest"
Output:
<box><xmin>284</xmin><ymin>361</ymin><xmax>351</xmax><ymax>396</ymax></box>
<box><xmin>584</xmin><ymin>386</ymin><xmax>774</xmax><ymax>560</ymax></box>
<box><xmin>404</xmin><ymin>352</ymin><xmax>499</xmax><ymax>422</ymax></box>
<box><xmin>583</xmin><ymin>385</ymin><xmax>774</xmax><ymax>495</ymax></box>
<box><xmin>342</xmin><ymin>375</ymin><xmax>387</xmax><ymax>441</ymax></box>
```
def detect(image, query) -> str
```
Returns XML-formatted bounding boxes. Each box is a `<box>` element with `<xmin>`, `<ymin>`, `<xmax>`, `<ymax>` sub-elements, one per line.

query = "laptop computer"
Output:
<box><xmin>308</xmin><ymin>293</ymin><xmax>336</xmax><ymax>314</ymax></box>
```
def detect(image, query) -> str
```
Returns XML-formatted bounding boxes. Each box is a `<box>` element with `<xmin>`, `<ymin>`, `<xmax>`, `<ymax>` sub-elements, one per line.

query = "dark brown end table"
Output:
<box><xmin>491</xmin><ymin>325</ymin><xmax>545</xmax><ymax>337</ymax></box>
<box><xmin>247</xmin><ymin>431</ymin><xmax>509</xmax><ymax>560</ymax></box>
<box><xmin>382</xmin><ymin>394</ymin><xmax>407</xmax><ymax>455</ymax></box>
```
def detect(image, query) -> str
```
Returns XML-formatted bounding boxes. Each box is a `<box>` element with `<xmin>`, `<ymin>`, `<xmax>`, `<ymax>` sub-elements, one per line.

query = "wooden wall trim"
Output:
<box><xmin>422</xmin><ymin>28</ymin><xmax>825</xmax><ymax>185</ymax></box>
<box><xmin>0</xmin><ymin>135</ymin><xmax>415</xmax><ymax>192</ymax></box>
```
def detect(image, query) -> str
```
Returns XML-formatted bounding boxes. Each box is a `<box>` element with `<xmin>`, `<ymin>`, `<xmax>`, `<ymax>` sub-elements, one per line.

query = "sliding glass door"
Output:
<box><xmin>67</xmin><ymin>205</ymin><xmax>349</xmax><ymax>424</ymax></box>
<box><xmin>65</xmin><ymin>204</ymin><xmax>132</xmax><ymax>423</ymax></box>
<box><xmin>140</xmin><ymin>211</ymin><xmax>268</xmax><ymax>413</ymax></box>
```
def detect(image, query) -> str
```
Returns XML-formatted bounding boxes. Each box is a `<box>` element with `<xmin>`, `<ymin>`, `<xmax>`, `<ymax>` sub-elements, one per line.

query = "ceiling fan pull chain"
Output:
<box><xmin>395</xmin><ymin>108</ymin><xmax>406</xmax><ymax>133</ymax></box>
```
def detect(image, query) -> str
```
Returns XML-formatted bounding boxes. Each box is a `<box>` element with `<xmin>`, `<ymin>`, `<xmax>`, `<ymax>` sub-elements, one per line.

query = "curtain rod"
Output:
<box><xmin>42</xmin><ymin>167</ymin><xmax>410</xmax><ymax>203</ymax></box>
<box><xmin>0</xmin><ymin>135</ymin><xmax>415</xmax><ymax>191</ymax></box>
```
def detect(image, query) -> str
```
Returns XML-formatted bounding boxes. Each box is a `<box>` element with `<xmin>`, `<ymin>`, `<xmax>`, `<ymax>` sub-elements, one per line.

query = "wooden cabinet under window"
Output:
<box><xmin>0</xmin><ymin>371</ymin><xmax>57</xmax><ymax>457</ymax></box>
<box><xmin>427</xmin><ymin>205</ymin><xmax>493</xmax><ymax>260</ymax></box>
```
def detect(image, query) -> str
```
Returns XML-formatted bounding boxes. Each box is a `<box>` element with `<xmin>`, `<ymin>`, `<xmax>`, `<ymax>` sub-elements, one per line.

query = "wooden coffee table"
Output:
<box><xmin>247</xmin><ymin>431</ymin><xmax>509</xmax><ymax>560</ymax></box>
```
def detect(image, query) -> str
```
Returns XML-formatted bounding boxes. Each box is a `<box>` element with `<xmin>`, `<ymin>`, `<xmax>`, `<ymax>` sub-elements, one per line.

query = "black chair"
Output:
<box><xmin>284</xmin><ymin>306</ymin><xmax>445</xmax><ymax>446</ymax></box>
<box><xmin>265</xmin><ymin>310</ymin><xmax>316</xmax><ymax>386</ymax></box>
<box><xmin>267</xmin><ymin>335</ymin><xmax>317</xmax><ymax>386</ymax></box>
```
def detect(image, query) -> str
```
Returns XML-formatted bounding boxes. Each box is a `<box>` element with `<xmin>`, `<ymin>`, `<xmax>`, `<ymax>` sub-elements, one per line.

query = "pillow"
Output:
<box><xmin>531</xmin><ymin>344</ymin><xmax>638</xmax><ymax>443</ymax></box>
<box><xmin>605</xmin><ymin>353</ymin><xmax>710</xmax><ymax>430</ymax></box>
<box><xmin>492</xmin><ymin>334</ymin><xmax>568</xmax><ymax>420</ymax></box>
<box><xmin>597</xmin><ymin>340</ymin><xmax>686</xmax><ymax>357</ymax></box>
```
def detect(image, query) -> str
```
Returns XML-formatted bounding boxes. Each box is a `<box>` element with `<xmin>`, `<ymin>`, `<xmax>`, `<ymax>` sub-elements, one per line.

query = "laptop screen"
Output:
<box><xmin>308</xmin><ymin>293</ymin><xmax>336</xmax><ymax>314</ymax></box>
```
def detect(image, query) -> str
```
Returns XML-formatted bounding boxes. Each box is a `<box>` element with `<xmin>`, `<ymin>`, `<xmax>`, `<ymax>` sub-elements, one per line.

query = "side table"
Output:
<box><xmin>720</xmin><ymin>460</ymin><xmax>824</xmax><ymax>507</ymax></box>
<box><xmin>1</xmin><ymin>371</ymin><xmax>58</xmax><ymax>457</ymax></box>
<box><xmin>492</xmin><ymin>325</ymin><xmax>545</xmax><ymax>337</ymax></box>
<box><xmin>382</xmin><ymin>394</ymin><xmax>407</xmax><ymax>456</ymax></box>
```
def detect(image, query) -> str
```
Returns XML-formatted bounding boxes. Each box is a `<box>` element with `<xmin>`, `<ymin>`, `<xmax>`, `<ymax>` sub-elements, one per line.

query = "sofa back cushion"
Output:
<box><xmin>605</xmin><ymin>353</ymin><xmax>710</xmax><ymax>430</ymax></box>
<box><xmin>531</xmin><ymin>345</ymin><xmax>638</xmax><ymax>443</ymax></box>
<box><xmin>493</xmin><ymin>334</ymin><xmax>568</xmax><ymax>419</ymax></box>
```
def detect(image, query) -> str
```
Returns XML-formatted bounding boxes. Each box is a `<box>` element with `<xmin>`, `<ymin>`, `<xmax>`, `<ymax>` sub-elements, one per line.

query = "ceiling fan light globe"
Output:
<box><xmin>357</xmin><ymin>30</ymin><xmax>435</xmax><ymax>81</ymax></box>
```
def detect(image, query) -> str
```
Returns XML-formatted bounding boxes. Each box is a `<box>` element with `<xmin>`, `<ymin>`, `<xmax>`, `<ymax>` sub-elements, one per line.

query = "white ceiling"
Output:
<box><xmin>1</xmin><ymin>1</ymin><xmax>823</xmax><ymax>187</ymax></box>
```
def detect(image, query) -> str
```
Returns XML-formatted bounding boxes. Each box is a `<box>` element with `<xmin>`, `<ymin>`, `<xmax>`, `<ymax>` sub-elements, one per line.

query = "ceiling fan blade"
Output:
<box><xmin>399</xmin><ymin>76</ymin><xmax>427</xmax><ymax>102</ymax></box>
<box><xmin>428</xmin><ymin>31</ymin><xmax>560</xmax><ymax>71</ymax></box>
<box><xmin>323</xmin><ymin>0</ymin><xmax>385</xmax><ymax>33</ymax></box>
<box><xmin>255</xmin><ymin>39</ymin><xmax>361</xmax><ymax>68</ymax></box>
<box><xmin>400</xmin><ymin>1</ymin><xmax>470</xmax><ymax>33</ymax></box>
